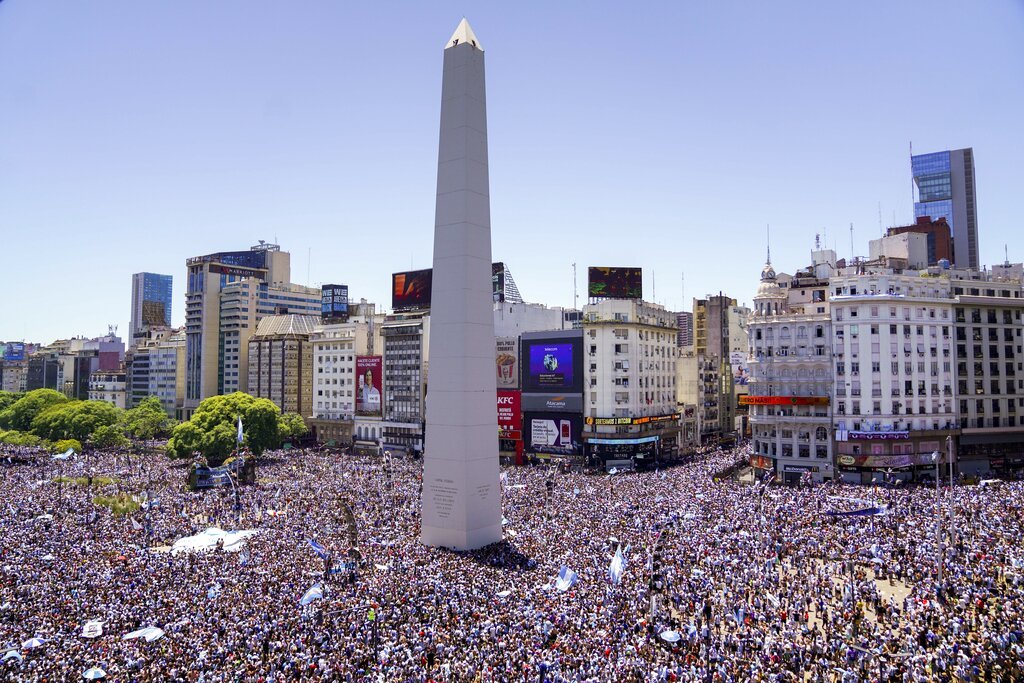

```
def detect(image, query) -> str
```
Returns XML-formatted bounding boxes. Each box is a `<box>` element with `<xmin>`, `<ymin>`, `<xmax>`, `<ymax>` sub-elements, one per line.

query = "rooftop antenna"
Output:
<box><xmin>766</xmin><ymin>224</ymin><xmax>771</xmax><ymax>264</ymax></box>
<box><xmin>1006</xmin><ymin>244</ymin><xmax>1010</xmax><ymax>267</ymax></box>
<box><xmin>681</xmin><ymin>272</ymin><xmax>685</xmax><ymax>312</ymax></box>
<box><xmin>307</xmin><ymin>247</ymin><xmax>311</xmax><ymax>286</ymax></box>
<box><xmin>815</xmin><ymin>233</ymin><xmax>821</xmax><ymax>250</ymax></box>
<box><xmin>850</xmin><ymin>222</ymin><xmax>855</xmax><ymax>261</ymax></box>
<box><xmin>909</xmin><ymin>141</ymin><xmax>915</xmax><ymax>221</ymax></box>
<box><xmin>878</xmin><ymin>201</ymin><xmax>883</xmax><ymax>235</ymax></box>
<box><xmin>652</xmin><ymin>269</ymin><xmax>656</xmax><ymax>303</ymax></box>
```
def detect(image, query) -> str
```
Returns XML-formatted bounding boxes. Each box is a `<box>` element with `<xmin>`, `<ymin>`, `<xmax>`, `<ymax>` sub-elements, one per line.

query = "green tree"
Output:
<box><xmin>0</xmin><ymin>429</ymin><xmax>44</xmax><ymax>447</ymax></box>
<box><xmin>0</xmin><ymin>389</ymin><xmax>68</xmax><ymax>432</ymax></box>
<box><xmin>123</xmin><ymin>397</ymin><xmax>174</xmax><ymax>439</ymax></box>
<box><xmin>52</xmin><ymin>438</ymin><xmax>83</xmax><ymax>454</ymax></box>
<box><xmin>278</xmin><ymin>412</ymin><xmax>309</xmax><ymax>443</ymax></box>
<box><xmin>31</xmin><ymin>400</ymin><xmax>121</xmax><ymax>442</ymax></box>
<box><xmin>91</xmin><ymin>423</ymin><xmax>131</xmax><ymax>450</ymax></box>
<box><xmin>167</xmin><ymin>392</ymin><xmax>281</xmax><ymax>461</ymax></box>
<box><xmin>0</xmin><ymin>391</ymin><xmax>20</xmax><ymax>413</ymax></box>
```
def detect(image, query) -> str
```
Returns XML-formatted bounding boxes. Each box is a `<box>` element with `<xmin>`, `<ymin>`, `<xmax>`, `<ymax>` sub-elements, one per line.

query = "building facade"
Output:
<box><xmin>912</xmin><ymin>147</ymin><xmax>979</xmax><ymax>270</ymax></box>
<box><xmin>247</xmin><ymin>314</ymin><xmax>319</xmax><ymax>417</ymax></box>
<box><xmin>309</xmin><ymin>320</ymin><xmax>375</xmax><ymax>446</ymax></box>
<box><xmin>582</xmin><ymin>299</ymin><xmax>679</xmax><ymax>469</ymax></box>
<box><xmin>747</xmin><ymin>259</ymin><xmax>835</xmax><ymax>483</ymax></box>
<box><xmin>830</xmin><ymin>269</ymin><xmax>957</xmax><ymax>483</ymax></box>
<box><xmin>380</xmin><ymin>313</ymin><xmax>430</xmax><ymax>452</ymax></box>
<box><xmin>130</xmin><ymin>272</ymin><xmax>173</xmax><ymax>343</ymax></box>
<box><xmin>88</xmin><ymin>371</ymin><xmax>127</xmax><ymax>410</ymax></box>
<box><xmin>125</xmin><ymin>327</ymin><xmax>185</xmax><ymax>417</ymax></box>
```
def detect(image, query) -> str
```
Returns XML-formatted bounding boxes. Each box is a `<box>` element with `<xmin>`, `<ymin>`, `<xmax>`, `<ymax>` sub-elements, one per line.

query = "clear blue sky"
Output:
<box><xmin>2</xmin><ymin>1</ymin><xmax>1022</xmax><ymax>344</ymax></box>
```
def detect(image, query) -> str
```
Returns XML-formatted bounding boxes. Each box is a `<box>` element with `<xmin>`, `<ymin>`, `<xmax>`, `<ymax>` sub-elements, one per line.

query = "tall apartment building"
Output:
<box><xmin>830</xmin><ymin>268</ymin><xmax>958</xmax><ymax>483</ymax></box>
<box><xmin>912</xmin><ymin>147</ymin><xmax>979</xmax><ymax>270</ymax></box>
<box><xmin>676</xmin><ymin>312</ymin><xmax>693</xmax><ymax>348</ymax></box>
<box><xmin>951</xmin><ymin>278</ymin><xmax>1024</xmax><ymax>474</ymax></box>
<box><xmin>747</xmin><ymin>257</ymin><xmax>835</xmax><ymax>483</ymax></box>
<box><xmin>380</xmin><ymin>313</ymin><xmax>430</xmax><ymax>452</ymax></box>
<box><xmin>581</xmin><ymin>299</ymin><xmax>679</xmax><ymax>468</ymax></box>
<box><xmin>247</xmin><ymin>314</ymin><xmax>319</xmax><ymax>416</ymax></box>
<box><xmin>184</xmin><ymin>243</ymin><xmax>319</xmax><ymax>415</ymax></box>
<box><xmin>126</xmin><ymin>327</ymin><xmax>186</xmax><ymax>418</ymax></box>
<box><xmin>130</xmin><ymin>273</ymin><xmax>173</xmax><ymax>343</ymax></box>
<box><xmin>309</xmin><ymin>320</ymin><xmax>375</xmax><ymax>446</ymax></box>
<box><xmin>693</xmin><ymin>295</ymin><xmax>746</xmax><ymax>437</ymax></box>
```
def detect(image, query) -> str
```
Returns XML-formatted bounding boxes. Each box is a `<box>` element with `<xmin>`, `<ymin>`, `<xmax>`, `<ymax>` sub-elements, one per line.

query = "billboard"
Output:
<box><xmin>497</xmin><ymin>390</ymin><xmax>522</xmax><ymax>439</ymax></box>
<box><xmin>355</xmin><ymin>356</ymin><xmax>383</xmax><ymax>416</ymax></box>
<box><xmin>495</xmin><ymin>336</ymin><xmax>519</xmax><ymax>389</ymax></box>
<box><xmin>321</xmin><ymin>284</ymin><xmax>349</xmax><ymax>321</ymax></box>
<box><xmin>3</xmin><ymin>342</ymin><xmax>25</xmax><ymax>362</ymax></box>
<box><xmin>522</xmin><ymin>336</ymin><xmax>583</xmax><ymax>394</ymax></box>
<box><xmin>739</xmin><ymin>396</ymin><xmax>829</xmax><ymax>406</ymax></box>
<box><xmin>524</xmin><ymin>411</ymin><xmax>582</xmax><ymax>456</ymax></box>
<box><xmin>729</xmin><ymin>351</ymin><xmax>749</xmax><ymax>387</ymax></box>
<box><xmin>588</xmin><ymin>267</ymin><xmax>643</xmax><ymax>300</ymax></box>
<box><xmin>392</xmin><ymin>269</ymin><xmax>433</xmax><ymax>311</ymax></box>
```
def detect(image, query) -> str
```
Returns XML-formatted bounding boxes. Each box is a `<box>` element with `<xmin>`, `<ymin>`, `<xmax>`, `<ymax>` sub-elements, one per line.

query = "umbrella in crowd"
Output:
<box><xmin>82</xmin><ymin>666</ymin><xmax>106</xmax><ymax>680</ymax></box>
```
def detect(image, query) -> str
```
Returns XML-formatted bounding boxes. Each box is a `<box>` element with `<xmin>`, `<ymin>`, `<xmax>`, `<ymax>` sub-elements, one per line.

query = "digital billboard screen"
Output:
<box><xmin>3</xmin><ymin>342</ymin><xmax>25</xmax><ymax>362</ymax></box>
<box><xmin>496</xmin><ymin>390</ymin><xmax>521</xmax><ymax>439</ymax></box>
<box><xmin>521</xmin><ymin>333</ymin><xmax>583</xmax><ymax>394</ymax></box>
<box><xmin>524</xmin><ymin>411</ymin><xmax>582</xmax><ymax>456</ymax></box>
<box><xmin>588</xmin><ymin>267</ymin><xmax>643</xmax><ymax>299</ymax></box>
<box><xmin>392</xmin><ymin>269</ymin><xmax>433</xmax><ymax>311</ymax></box>
<box><xmin>355</xmin><ymin>356</ymin><xmax>383</xmax><ymax>417</ymax></box>
<box><xmin>321</xmin><ymin>284</ymin><xmax>349</xmax><ymax>321</ymax></box>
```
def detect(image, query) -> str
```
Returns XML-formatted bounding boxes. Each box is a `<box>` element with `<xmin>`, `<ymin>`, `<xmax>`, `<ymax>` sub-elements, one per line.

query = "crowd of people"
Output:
<box><xmin>1</xmin><ymin>441</ymin><xmax>1023</xmax><ymax>682</ymax></box>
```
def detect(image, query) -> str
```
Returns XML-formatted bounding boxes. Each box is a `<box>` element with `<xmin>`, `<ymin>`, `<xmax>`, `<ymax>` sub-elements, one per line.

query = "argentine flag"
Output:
<box><xmin>236</xmin><ymin>415</ymin><xmax>244</xmax><ymax>445</ymax></box>
<box><xmin>300</xmin><ymin>583</ymin><xmax>324</xmax><ymax>606</ymax></box>
<box><xmin>554</xmin><ymin>566</ymin><xmax>578</xmax><ymax>592</ymax></box>
<box><xmin>609</xmin><ymin>546</ymin><xmax>626</xmax><ymax>585</ymax></box>
<box><xmin>308</xmin><ymin>538</ymin><xmax>329</xmax><ymax>560</ymax></box>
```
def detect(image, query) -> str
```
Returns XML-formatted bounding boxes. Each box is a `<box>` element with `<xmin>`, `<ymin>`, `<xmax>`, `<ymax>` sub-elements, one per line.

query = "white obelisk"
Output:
<box><xmin>420</xmin><ymin>19</ymin><xmax>502</xmax><ymax>550</ymax></box>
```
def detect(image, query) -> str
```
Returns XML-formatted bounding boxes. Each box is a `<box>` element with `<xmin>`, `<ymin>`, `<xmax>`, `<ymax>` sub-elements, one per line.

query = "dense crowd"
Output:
<box><xmin>1</xmin><ymin>442</ymin><xmax>1023</xmax><ymax>682</ymax></box>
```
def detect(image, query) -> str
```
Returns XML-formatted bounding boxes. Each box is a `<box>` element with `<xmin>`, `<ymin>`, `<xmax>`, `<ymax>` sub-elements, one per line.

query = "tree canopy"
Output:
<box><xmin>0</xmin><ymin>389</ymin><xmax>69</xmax><ymax>432</ymax></box>
<box><xmin>167</xmin><ymin>392</ymin><xmax>281</xmax><ymax>461</ymax></box>
<box><xmin>0</xmin><ymin>391</ymin><xmax>20</xmax><ymax>413</ymax></box>
<box><xmin>123</xmin><ymin>397</ymin><xmax>174</xmax><ymax>440</ymax></box>
<box><xmin>278</xmin><ymin>412</ymin><xmax>309</xmax><ymax>443</ymax></box>
<box><xmin>91</xmin><ymin>423</ymin><xmax>131</xmax><ymax>450</ymax></box>
<box><xmin>30</xmin><ymin>400</ymin><xmax>121</xmax><ymax>443</ymax></box>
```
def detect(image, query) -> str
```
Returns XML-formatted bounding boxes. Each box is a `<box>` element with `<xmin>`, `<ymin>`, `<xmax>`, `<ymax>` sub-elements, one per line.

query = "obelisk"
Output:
<box><xmin>420</xmin><ymin>19</ymin><xmax>502</xmax><ymax>550</ymax></box>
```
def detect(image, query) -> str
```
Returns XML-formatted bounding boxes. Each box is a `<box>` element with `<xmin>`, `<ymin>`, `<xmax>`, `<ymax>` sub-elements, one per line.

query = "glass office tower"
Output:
<box><xmin>912</xmin><ymin>147</ymin><xmax>978</xmax><ymax>270</ymax></box>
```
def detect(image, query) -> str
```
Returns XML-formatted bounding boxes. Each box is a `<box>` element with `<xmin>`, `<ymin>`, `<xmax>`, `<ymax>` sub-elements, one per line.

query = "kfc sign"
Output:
<box><xmin>497</xmin><ymin>390</ymin><xmax>521</xmax><ymax>437</ymax></box>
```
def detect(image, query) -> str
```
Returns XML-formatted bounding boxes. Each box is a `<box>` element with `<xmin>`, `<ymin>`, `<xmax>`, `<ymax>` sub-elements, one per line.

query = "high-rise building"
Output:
<box><xmin>184</xmin><ymin>242</ymin><xmax>320</xmax><ymax>415</ymax></box>
<box><xmin>126</xmin><ymin>327</ymin><xmax>186</xmax><ymax>418</ymax></box>
<box><xmin>676</xmin><ymin>312</ymin><xmax>693</xmax><ymax>348</ymax></box>
<box><xmin>912</xmin><ymin>147</ymin><xmax>979</xmax><ymax>270</ymax></box>
<box><xmin>247</xmin><ymin>314</ymin><xmax>320</xmax><ymax>416</ymax></box>
<box><xmin>130</xmin><ymin>273</ymin><xmax>173</xmax><ymax>343</ymax></box>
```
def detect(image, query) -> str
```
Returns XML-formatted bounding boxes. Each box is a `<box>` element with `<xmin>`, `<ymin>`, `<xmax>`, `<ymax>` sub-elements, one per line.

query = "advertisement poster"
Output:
<box><xmin>495</xmin><ymin>337</ymin><xmax>519</xmax><ymax>389</ymax></box>
<box><xmin>321</xmin><ymin>284</ymin><xmax>349</xmax><ymax>321</ymax></box>
<box><xmin>730</xmin><ymin>351</ymin><xmax>749</xmax><ymax>387</ymax></box>
<box><xmin>355</xmin><ymin>356</ymin><xmax>383</xmax><ymax>416</ymax></box>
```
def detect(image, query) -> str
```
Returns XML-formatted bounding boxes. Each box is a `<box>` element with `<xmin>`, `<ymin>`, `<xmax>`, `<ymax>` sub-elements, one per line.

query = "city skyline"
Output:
<box><xmin>2</xmin><ymin>2</ymin><xmax>1022</xmax><ymax>343</ymax></box>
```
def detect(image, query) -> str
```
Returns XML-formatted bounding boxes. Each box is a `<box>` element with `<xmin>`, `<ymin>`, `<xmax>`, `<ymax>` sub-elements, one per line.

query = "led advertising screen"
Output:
<box><xmin>355</xmin><ymin>356</ymin><xmax>383</xmax><ymax>417</ymax></box>
<box><xmin>321</xmin><ymin>284</ymin><xmax>349</xmax><ymax>321</ymax></box>
<box><xmin>525</xmin><ymin>343</ymin><xmax>575</xmax><ymax>391</ymax></box>
<box><xmin>588</xmin><ymin>267</ymin><xmax>643</xmax><ymax>299</ymax></box>
<box><xmin>524</xmin><ymin>411</ymin><xmax>582</xmax><ymax>455</ymax></box>
<box><xmin>392</xmin><ymin>269</ymin><xmax>433</xmax><ymax>311</ymax></box>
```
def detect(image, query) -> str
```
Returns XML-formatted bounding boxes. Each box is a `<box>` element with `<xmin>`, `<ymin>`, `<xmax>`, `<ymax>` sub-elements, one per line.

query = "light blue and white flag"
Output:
<box><xmin>239</xmin><ymin>550</ymin><xmax>250</xmax><ymax>566</ymax></box>
<box><xmin>554</xmin><ymin>566</ymin><xmax>578</xmax><ymax>592</ymax></box>
<box><xmin>609</xmin><ymin>546</ymin><xmax>625</xmax><ymax>585</ymax></box>
<box><xmin>236</xmin><ymin>415</ymin><xmax>244</xmax><ymax>445</ymax></box>
<box><xmin>52</xmin><ymin>448</ymin><xmax>75</xmax><ymax>461</ymax></box>
<box><xmin>207</xmin><ymin>583</ymin><xmax>222</xmax><ymax>600</ymax></box>
<box><xmin>308</xmin><ymin>538</ymin><xmax>329</xmax><ymax>560</ymax></box>
<box><xmin>300</xmin><ymin>583</ymin><xmax>324</xmax><ymax>606</ymax></box>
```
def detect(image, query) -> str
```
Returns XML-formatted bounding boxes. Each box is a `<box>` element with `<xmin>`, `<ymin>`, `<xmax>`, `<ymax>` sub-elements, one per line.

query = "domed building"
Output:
<box><xmin>747</xmin><ymin>252</ymin><xmax>836</xmax><ymax>484</ymax></box>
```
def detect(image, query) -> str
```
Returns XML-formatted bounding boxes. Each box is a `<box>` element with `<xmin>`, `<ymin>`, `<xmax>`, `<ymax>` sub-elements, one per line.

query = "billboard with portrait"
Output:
<box><xmin>3</xmin><ymin>342</ymin><xmax>25</xmax><ymax>362</ymax></box>
<box><xmin>392</xmin><ymin>269</ymin><xmax>433</xmax><ymax>311</ymax></box>
<box><xmin>521</xmin><ymin>336</ymin><xmax>582</xmax><ymax>394</ymax></box>
<box><xmin>355</xmin><ymin>356</ymin><xmax>383</xmax><ymax>417</ymax></box>
<box><xmin>588</xmin><ymin>267</ymin><xmax>643</xmax><ymax>300</ymax></box>
<box><xmin>321</xmin><ymin>284</ymin><xmax>349</xmax><ymax>321</ymax></box>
